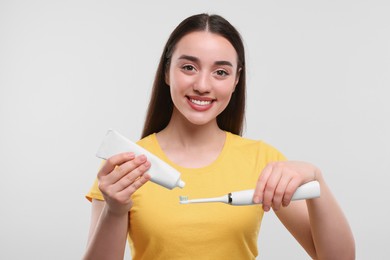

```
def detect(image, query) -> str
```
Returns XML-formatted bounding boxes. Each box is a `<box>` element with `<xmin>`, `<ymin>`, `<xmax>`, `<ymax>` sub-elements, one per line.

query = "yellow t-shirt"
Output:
<box><xmin>86</xmin><ymin>132</ymin><xmax>286</xmax><ymax>259</ymax></box>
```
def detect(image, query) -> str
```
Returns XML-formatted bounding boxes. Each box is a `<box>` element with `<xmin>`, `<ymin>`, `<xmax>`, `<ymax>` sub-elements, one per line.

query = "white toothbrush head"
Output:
<box><xmin>179</xmin><ymin>196</ymin><xmax>190</xmax><ymax>204</ymax></box>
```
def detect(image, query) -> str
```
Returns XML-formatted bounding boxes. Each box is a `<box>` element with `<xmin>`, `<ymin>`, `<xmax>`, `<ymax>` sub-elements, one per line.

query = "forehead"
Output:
<box><xmin>172</xmin><ymin>31</ymin><xmax>238</xmax><ymax>65</ymax></box>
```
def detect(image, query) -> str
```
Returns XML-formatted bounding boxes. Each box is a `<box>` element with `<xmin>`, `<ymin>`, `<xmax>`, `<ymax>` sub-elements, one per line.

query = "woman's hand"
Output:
<box><xmin>253</xmin><ymin>161</ymin><xmax>319</xmax><ymax>212</ymax></box>
<box><xmin>97</xmin><ymin>152</ymin><xmax>151</xmax><ymax>216</ymax></box>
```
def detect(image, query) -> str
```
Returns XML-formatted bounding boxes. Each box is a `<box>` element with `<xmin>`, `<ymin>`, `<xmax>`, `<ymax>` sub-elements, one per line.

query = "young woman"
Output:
<box><xmin>84</xmin><ymin>14</ymin><xmax>355</xmax><ymax>259</ymax></box>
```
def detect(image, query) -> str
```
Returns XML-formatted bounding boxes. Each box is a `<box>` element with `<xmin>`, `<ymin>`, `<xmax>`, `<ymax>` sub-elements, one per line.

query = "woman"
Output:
<box><xmin>84</xmin><ymin>13</ymin><xmax>355</xmax><ymax>259</ymax></box>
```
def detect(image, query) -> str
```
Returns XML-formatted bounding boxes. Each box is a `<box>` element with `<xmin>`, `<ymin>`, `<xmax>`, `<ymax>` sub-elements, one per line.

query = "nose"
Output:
<box><xmin>193</xmin><ymin>72</ymin><xmax>211</xmax><ymax>94</ymax></box>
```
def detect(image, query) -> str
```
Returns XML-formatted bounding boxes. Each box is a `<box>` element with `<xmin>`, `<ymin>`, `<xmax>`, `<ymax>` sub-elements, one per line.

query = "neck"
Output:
<box><xmin>156</xmin><ymin>110</ymin><xmax>227</xmax><ymax>168</ymax></box>
<box><xmin>157</xmin><ymin>110</ymin><xmax>225</xmax><ymax>149</ymax></box>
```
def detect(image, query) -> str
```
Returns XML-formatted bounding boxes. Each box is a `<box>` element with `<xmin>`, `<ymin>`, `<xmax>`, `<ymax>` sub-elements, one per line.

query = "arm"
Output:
<box><xmin>83</xmin><ymin>200</ymin><xmax>128</xmax><ymax>260</ymax></box>
<box><xmin>83</xmin><ymin>153</ymin><xmax>151</xmax><ymax>260</ymax></box>
<box><xmin>254</xmin><ymin>162</ymin><xmax>355</xmax><ymax>259</ymax></box>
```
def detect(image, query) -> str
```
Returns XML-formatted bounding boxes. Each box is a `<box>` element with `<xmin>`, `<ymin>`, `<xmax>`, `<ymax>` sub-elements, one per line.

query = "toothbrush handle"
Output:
<box><xmin>229</xmin><ymin>190</ymin><xmax>256</xmax><ymax>205</ymax></box>
<box><xmin>231</xmin><ymin>181</ymin><xmax>320</xmax><ymax>205</ymax></box>
<box><xmin>291</xmin><ymin>180</ymin><xmax>320</xmax><ymax>201</ymax></box>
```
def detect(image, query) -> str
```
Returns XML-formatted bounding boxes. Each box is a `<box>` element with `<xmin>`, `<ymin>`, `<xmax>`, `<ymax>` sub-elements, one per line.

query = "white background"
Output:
<box><xmin>1</xmin><ymin>1</ymin><xmax>389</xmax><ymax>259</ymax></box>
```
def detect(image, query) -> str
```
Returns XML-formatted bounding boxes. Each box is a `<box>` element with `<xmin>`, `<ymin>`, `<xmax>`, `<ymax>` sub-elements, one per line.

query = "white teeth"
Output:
<box><xmin>190</xmin><ymin>99</ymin><xmax>212</xmax><ymax>106</ymax></box>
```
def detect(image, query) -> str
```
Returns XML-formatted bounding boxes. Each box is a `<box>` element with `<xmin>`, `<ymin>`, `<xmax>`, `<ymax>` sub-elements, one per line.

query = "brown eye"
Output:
<box><xmin>182</xmin><ymin>65</ymin><xmax>195</xmax><ymax>71</ymax></box>
<box><xmin>216</xmin><ymin>70</ymin><xmax>229</xmax><ymax>77</ymax></box>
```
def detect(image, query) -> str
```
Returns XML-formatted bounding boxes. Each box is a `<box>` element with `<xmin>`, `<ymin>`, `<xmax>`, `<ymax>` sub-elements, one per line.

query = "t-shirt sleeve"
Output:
<box><xmin>271</xmin><ymin>144</ymin><xmax>287</xmax><ymax>162</ymax></box>
<box><xmin>258</xmin><ymin>140</ymin><xmax>288</xmax><ymax>165</ymax></box>
<box><xmin>85</xmin><ymin>161</ymin><xmax>105</xmax><ymax>202</ymax></box>
<box><xmin>85</xmin><ymin>178</ymin><xmax>104</xmax><ymax>202</ymax></box>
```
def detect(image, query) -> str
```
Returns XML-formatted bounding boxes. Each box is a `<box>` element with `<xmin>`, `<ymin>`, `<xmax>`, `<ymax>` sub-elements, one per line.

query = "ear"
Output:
<box><xmin>165</xmin><ymin>72</ymin><xmax>169</xmax><ymax>86</ymax></box>
<box><xmin>165</xmin><ymin>69</ymin><xmax>170</xmax><ymax>86</ymax></box>
<box><xmin>233</xmin><ymin>67</ymin><xmax>242</xmax><ymax>92</ymax></box>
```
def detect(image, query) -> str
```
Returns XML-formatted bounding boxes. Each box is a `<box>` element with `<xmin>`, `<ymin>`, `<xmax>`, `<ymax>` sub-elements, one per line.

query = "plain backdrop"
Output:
<box><xmin>1</xmin><ymin>1</ymin><xmax>389</xmax><ymax>259</ymax></box>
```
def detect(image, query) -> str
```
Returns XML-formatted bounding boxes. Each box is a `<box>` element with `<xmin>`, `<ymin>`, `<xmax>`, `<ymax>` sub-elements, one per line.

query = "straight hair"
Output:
<box><xmin>141</xmin><ymin>13</ymin><xmax>246</xmax><ymax>138</ymax></box>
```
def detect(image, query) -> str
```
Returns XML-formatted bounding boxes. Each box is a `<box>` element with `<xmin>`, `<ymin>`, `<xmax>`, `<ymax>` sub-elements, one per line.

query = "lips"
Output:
<box><xmin>186</xmin><ymin>96</ymin><xmax>215</xmax><ymax>111</ymax></box>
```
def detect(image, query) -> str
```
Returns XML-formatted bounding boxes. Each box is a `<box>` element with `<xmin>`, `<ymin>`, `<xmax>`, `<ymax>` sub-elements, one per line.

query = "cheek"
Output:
<box><xmin>216</xmin><ymin>81</ymin><xmax>236</xmax><ymax>99</ymax></box>
<box><xmin>169</xmin><ymin>71</ymin><xmax>192</xmax><ymax>91</ymax></box>
<box><xmin>169</xmin><ymin>71</ymin><xmax>184</xmax><ymax>87</ymax></box>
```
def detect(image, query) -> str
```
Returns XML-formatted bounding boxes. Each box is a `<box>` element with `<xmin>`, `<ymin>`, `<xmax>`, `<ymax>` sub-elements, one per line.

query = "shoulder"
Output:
<box><xmin>227</xmin><ymin>132</ymin><xmax>287</xmax><ymax>161</ymax></box>
<box><xmin>136</xmin><ymin>134</ymin><xmax>155</xmax><ymax>147</ymax></box>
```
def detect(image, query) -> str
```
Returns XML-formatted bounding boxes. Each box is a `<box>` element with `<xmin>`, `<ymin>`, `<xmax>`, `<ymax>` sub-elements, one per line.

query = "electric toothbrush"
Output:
<box><xmin>179</xmin><ymin>181</ymin><xmax>320</xmax><ymax>205</ymax></box>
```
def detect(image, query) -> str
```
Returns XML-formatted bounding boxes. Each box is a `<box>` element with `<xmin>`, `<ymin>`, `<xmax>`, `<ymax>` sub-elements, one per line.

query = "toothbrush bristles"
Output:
<box><xmin>179</xmin><ymin>196</ymin><xmax>189</xmax><ymax>204</ymax></box>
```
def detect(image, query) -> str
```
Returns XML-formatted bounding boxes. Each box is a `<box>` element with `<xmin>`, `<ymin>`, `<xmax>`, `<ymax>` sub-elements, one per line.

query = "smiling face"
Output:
<box><xmin>166</xmin><ymin>31</ymin><xmax>240</xmax><ymax>127</ymax></box>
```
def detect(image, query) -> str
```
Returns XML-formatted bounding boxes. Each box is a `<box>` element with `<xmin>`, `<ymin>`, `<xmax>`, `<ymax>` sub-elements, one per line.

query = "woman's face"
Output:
<box><xmin>166</xmin><ymin>31</ymin><xmax>240</xmax><ymax>127</ymax></box>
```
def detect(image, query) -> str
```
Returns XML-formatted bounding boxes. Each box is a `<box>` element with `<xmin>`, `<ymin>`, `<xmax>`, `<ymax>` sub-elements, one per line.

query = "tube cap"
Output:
<box><xmin>177</xmin><ymin>179</ymin><xmax>185</xmax><ymax>188</ymax></box>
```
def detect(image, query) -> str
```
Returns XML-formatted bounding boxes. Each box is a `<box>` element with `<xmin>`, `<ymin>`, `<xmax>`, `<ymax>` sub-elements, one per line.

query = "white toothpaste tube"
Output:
<box><xmin>96</xmin><ymin>129</ymin><xmax>185</xmax><ymax>189</ymax></box>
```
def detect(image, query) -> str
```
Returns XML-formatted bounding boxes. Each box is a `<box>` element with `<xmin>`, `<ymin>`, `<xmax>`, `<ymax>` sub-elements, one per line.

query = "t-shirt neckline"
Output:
<box><xmin>150</xmin><ymin>131</ymin><xmax>231</xmax><ymax>173</ymax></box>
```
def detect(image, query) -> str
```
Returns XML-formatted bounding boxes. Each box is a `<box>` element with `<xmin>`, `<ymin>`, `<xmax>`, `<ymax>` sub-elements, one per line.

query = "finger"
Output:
<box><xmin>116</xmin><ymin>160</ymin><xmax>151</xmax><ymax>192</ymax></box>
<box><xmin>272</xmin><ymin>175</ymin><xmax>291</xmax><ymax>211</ymax></box>
<box><xmin>262</xmin><ymin>163</ymin><xmax>283</xmax><ymax>212</ymax></box>
<box><xmin>118</xmin><ymin>172</ymin><xmax>151</xmax><ymax>199</ymax></box>
<box><xmin>282</xmin><ymin>178</ymin><xmax>301</xmax><ymax>207</ymax></box>
<box><xmin>98</xmin><ymin>152</ymin><xmax>135</xmax><ymax>178</ymax></box>
<box><xmin>107</xmin><ymin>155</ymin><xmax>147</xmax><ymax>184</ymax></box>
<box><xmin>98</xmin><ymin>154</ymin><xmax>146</xmax><ymax>196</ymax></box>
<box><xmin>253</xmin><ymin>163</ymin><xmax>274</xmax><ymax>204</ymax></box>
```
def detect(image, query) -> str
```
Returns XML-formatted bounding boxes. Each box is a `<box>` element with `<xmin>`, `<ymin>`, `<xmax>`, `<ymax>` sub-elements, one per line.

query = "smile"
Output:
<box><xmin>189</xmin><ymin>98</ymin><xmax>212</xmax><ymax>106</ymax></box>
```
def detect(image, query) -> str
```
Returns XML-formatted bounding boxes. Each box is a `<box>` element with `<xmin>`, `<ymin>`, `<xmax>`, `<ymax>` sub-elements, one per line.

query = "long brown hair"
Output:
<box><xmin>141</xmin><ymin>13</ymin><xmax>246</xmax><ymax>138</ymax></box>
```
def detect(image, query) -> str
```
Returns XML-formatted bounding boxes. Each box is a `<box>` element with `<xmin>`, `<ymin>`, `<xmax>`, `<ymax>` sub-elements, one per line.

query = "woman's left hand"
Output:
<box><xmin>253</xmin><ymin>161</ymin><xmax>319</xmax><ymax>212</ymax></box>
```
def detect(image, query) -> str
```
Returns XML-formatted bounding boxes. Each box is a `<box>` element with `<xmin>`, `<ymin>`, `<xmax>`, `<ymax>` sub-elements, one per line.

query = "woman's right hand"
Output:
<box><xmin>97</xmin><ymin>152</ymin><xmax>151</xmax><ymax>216</ymax></box>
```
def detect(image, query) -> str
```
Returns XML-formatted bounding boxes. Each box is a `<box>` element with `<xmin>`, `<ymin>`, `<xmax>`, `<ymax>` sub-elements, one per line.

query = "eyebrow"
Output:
<box><xmin>178</xmin><ymin>55</ymin><xmax>234</xmax><ymax>67</ymax></box>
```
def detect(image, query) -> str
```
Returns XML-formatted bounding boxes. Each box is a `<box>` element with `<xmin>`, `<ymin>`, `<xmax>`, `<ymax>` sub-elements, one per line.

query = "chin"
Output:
<box><xmin>186</xmin><ymin>118</ymin><xmax>212</xmax><ymax>127</ymax></box>
<box><xmin>172</xmin><ymin>107</ymin><xmax>220</xmax><ymax>127</ymax></box>
<box><xmin>183</xmin><ymin>114</ymin><xmax>219</xmax><ymax>127</ymax></box>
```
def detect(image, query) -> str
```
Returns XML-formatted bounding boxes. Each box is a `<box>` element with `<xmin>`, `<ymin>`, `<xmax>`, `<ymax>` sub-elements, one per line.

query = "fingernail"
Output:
<box><xmin>263</xmin><ymin>206</ymin><xmax>270</xmax><ymax>212</ymax></box>
<box><xmin>253</xmin><ymin>196</ymin><xmax>261</xmax><ymax>204</ymax></box>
